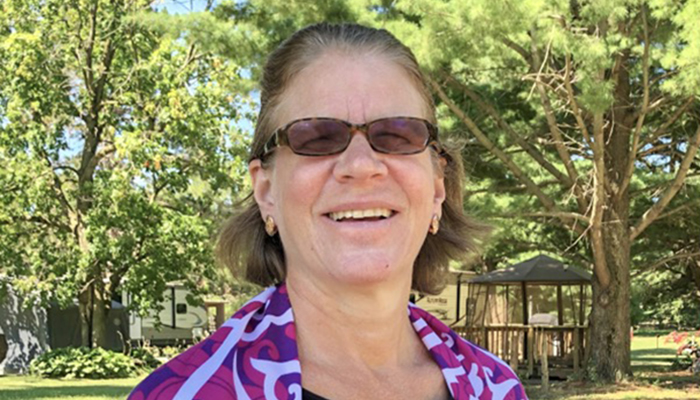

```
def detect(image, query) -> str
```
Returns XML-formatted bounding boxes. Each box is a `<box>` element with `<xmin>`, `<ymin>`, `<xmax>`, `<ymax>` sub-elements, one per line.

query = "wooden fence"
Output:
<box><xmin>453</xmin><ymin>324</ymin><xmax>588</xmax><ymax>377</ymax></box>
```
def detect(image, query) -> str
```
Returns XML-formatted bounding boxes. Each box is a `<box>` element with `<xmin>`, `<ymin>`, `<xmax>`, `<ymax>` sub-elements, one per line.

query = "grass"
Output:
<box><xmin>524</xmin><ymin>332</ymin><xmax>700</xmax><ymax>399</ymax></box>
<box><xmin>1</xmin><ymin>332</ymin><xmax>699</xmax><ymax>399</ymax></box>
<box><xmin>0</xmin><ymin>375</ymin><xmax>144</xmax><ymax>400</ymax></box>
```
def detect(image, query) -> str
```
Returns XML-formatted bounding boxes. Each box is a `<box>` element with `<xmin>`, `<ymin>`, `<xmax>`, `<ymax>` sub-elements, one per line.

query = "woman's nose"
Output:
<box><xmin>332</xmin><ymin>132</ymin><xmax>388</xmax><ymax>181</ymax></box>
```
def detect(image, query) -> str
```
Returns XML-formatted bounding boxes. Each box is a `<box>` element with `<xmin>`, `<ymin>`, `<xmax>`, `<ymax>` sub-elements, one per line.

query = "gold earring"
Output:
<box><xmin>265</xmin><ymin>216</ymin><xmax>277</xmax><ymax>236</ymax></box>
<box><xmin>429</xmin><ymin>214</ymin><xmax>440</xmax><ymax>235</ymax></box>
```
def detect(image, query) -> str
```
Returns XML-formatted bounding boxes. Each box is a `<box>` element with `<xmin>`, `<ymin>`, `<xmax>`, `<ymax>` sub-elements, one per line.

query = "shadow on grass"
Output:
<box><xmin>631</xmin><ymin>347</ymin><xmax>675</xmax><ymax>356</ymax></box>
<box><xmin>631</xmin><ymin>347</ymin><xmax>677</xmax><ymax>365</ymax></box>
<box><xmin>525</xmin><ymin>379</ymin><xmax>700</xmax><ymax>400</ymax></box>
<box><xmin>635</xmin><ymin>370</ymin><xmax>700</xmax><ymax>390</ymax></box>
<box><xmin>524</xmin><ymin>370</ymin><xmax>700</xmax><ymax>399</ymax></box>
<box><xmin>524</xmin><ymin>381</ymin><xmax>632</xmax><ymax>400</ymax></box>
<box><xmin>0</xmin><ymin>385</ymin><xmax>132</xmax><ymax>400</ymax></box>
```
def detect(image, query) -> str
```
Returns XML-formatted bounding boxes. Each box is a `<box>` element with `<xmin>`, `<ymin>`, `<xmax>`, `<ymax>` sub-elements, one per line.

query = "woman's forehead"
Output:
<box><xmin>273</xmin><ymin>52</ymin><xmax>430</xmax><ymax>126</ymax></box>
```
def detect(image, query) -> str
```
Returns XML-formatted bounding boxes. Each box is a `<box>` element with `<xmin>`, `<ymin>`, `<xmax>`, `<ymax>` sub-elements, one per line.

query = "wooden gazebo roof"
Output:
<box><xmin>468</xmin><ymin>254</ymin><xmax>592</xmax><ymax>286</ymax></box>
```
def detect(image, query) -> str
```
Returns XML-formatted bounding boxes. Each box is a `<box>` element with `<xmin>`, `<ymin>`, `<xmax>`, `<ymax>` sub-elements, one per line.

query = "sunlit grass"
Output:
<box><xmin>0</xmin><ymin>375</ymin><xmax>144</xmax><ymax>400</ymax></box>
<box><xmin>525</xmin><ymin>331</ymin><xmax>700</xmax><ymax>399</ymax></box>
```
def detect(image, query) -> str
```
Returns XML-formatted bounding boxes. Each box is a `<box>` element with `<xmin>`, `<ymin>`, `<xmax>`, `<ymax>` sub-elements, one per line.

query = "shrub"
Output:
<box><xmin>30</xmin><ymin>347</ymin><xmax>138</xmax><ymax>379</ymax></box>
<box><xmin>129</xmin><ymin>347</ymin><xmax>162</xmax><ymax>369</ymax></box>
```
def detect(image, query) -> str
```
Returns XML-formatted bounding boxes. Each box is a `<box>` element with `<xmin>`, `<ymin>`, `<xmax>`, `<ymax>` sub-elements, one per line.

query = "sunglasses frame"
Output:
<box><xmin>257</xmin><ymin>116</ymin><xmax>441</xmax><ymax>159</ymax></box>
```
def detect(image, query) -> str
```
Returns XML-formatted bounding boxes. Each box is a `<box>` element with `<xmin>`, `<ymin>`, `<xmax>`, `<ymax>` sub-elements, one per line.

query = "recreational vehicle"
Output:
<box><xmin>122</xmin><ymin>282</ymin><xmax>209</xmax><ymax>345</ymax></box>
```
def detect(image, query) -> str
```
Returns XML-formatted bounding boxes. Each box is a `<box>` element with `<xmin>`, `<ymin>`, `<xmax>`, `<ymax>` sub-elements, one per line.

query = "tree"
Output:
<box><xmin>199</xmin><ymin>0</ymin><xmax>700</xmax><ymax>381</ymax></box>
<box><xmin>630</xmin><ymin>184</ymin><xmax>700</xmax><ymax>328</ymax></box>
<box><xmin>0</xmin><ymin>0</ymin><xmax>249</xmax><ymax>348</ymax></box>
<box><xmin>389</xmin><ymin>0</ymin><xmax>700</xmax><ymax>381</ymax></box>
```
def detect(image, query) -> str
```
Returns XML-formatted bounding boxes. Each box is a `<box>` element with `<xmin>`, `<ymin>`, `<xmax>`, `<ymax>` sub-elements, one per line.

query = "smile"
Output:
<box><xmin>327</xmin><ymin>208</ymin><xmax>394</xmax><ymax>222</ymax></box>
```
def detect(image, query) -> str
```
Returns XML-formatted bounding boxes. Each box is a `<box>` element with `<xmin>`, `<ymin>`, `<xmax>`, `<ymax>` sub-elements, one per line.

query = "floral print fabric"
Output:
<box><xmin>129</xmin><ymin>284</ymin><xmax>527</xmax><ymax>400</ymax></box>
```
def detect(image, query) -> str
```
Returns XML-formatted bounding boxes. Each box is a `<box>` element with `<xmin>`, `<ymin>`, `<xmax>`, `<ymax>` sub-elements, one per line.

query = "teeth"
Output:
<box><xmin>329</xmin><ymin>208</ymin><xmax>392</xmax><ymax>221</ymax></box>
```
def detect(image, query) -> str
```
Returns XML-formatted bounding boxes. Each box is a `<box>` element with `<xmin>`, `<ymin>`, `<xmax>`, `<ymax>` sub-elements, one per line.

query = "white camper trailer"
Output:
<box><xmin>123</xmin><ymin>282</ymin><xmax>208</xmax><ymax>345</ymax></box>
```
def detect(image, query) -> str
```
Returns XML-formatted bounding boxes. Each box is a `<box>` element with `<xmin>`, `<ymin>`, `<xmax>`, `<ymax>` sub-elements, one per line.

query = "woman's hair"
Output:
<box><xmin>217</xmin><ymin>22</ymin><xmax>484</xmax><ymax>294</ymax></box>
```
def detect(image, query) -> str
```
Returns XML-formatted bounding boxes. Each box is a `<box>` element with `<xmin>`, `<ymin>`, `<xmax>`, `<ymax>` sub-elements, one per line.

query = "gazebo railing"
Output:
<box><xmin>453</xmin><ymin>324</ymin><xmax>588</xmax><ymax>377</ymax></box>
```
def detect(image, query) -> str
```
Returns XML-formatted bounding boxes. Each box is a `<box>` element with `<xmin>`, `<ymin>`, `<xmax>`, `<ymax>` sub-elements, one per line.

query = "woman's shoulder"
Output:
<box><xmin>127</xmin><ymin>285</ymin><xmax>298</xmax><ymax>400</ymax></box>
<box><xmin>127</xmin><ymin>327</ymin><xmax>235</xmax><ymax>399</ymax></box>
<box><xmin>409</xmin><ymin>304</ymin><xmax>528</xmax><ymax>400</ymax></box>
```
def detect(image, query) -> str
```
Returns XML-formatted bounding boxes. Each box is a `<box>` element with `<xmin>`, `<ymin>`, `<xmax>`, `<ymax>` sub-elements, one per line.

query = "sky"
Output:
<box><xmin>154</xmin><ymin>0</ymin><xmax>215</xmax><ymax>14</ymax></box>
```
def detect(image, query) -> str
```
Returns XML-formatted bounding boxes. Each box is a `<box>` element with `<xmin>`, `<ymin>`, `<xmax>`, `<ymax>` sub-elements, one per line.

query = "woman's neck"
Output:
<box><xmin>286</xmin><ymin>274</ymin><xmax>423</xmax><ymax>369</ymax></box>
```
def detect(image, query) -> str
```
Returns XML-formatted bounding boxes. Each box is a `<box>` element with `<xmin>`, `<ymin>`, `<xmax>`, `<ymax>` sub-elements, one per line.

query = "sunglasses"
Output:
<box><xmin>256</xmin><ymin>116</ymin><xmax>440</xmax><ymax>159</ymax></box>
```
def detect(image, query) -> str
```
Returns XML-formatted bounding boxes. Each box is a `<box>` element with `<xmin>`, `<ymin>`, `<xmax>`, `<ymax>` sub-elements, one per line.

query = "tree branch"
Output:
<box><xmin>564</xmin><ymin>54</ymin><xmax>592</xmax><ymax>146</ymax></box>
<box><xmin>0</xmin><ymin>215</ymin><xmax>71</xmax><ymax>233</ymax></box>
<box><xmin>37</xmin><ymin>148</ymin><xmax>75</xmax><ymax>215</ymax></box>
<box><xmin>631</xmin><ymin>124</ymin><xmax>700</xmax><ymax>240</ymax></box>
<box><xmin>528</xmin><ymin>27</ymin><xmax>587</xmax><ymax>212</ymax></box>
<box><xmin>590</xmin><ymin>112</ymin><xmax>610</xmax><ymax>288</ymax></box>
<box><xmin>501</xmin><ymin>37</ymin><xmax>531</xmax><ymax>65</ymax></box>
<box><xmin>84</xmin><ymin>1</ymin><xmax>99</xmax><ymax>96</ymax></box>
<box><xmin>657</xmin><ymin>202</ymin><xmax>695</xmax><ymax>221</ymax></box>
<box><xmin>617</xmin><ymin>6</ymin><xmax>650</xmax><ymax>201</ymax></box>
<box><xmin>500</xmin><ymin>211</ymin><xmax>591</xmax><ymax>224</ymax></box>
<box><xmin>443</xmin><ymin>72</ymin><xmax>573</xmax><ymax>187</ymax></box>
<box><xmin>637</xmin><ymin>141</ymin><xmax>673</xmax><ymax>158</ymax></box>
<box><xmin>428</xmin><ymin>76</ymin><xmax>585</xmax><ymax>235</ymax></box>
<box><xmin>641</xmin><ymin>96</ymin><xmax>695</xmax><ymax>147</ymax></box>
<box><xmin>634</xmin><ymin>252</ymin><xmax>700</xmax><ymax>277</ymax></box>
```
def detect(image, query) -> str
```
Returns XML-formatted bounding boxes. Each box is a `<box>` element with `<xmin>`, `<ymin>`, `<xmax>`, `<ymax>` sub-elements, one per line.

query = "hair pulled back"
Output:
<box><xmin>217</xmin><ymin>22</ymin><xmax>483</xmax><ymax>294</ymax></box>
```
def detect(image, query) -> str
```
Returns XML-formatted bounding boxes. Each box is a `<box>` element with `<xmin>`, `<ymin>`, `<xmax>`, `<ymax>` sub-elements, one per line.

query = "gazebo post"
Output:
<box><xmin>521</xmin><ymin>281</ymin><xmax>528</xmax><ymax>364</ymax></box>
<box><xmin>505</xmin><ymin>285</ymin><xmax>510</xmax><ymax>364</ymax></box>
<box><xmin>557</xmin><ymin>285</ymin><xmax>564</xmax><ymax>357</ymax></box>
<box><xmin>465</xmin><ymin>283</ymin><xmax>472</xmax><ymax>328</ymax></box>
<box><xmin>455</xmin><ymin>273</ymin><xmax>461</xmax><ymax>323</ymax></box>
<box><xmin>579</xmin><ymin>284</ymin><xmax>585</xmax><ymax>324</ymax></box>
<box><xmin>579</xmin><ymin>284</ymin><xmax>586</xmax><ymax>370</ymax></box>
<box><xmin>557</xmin><ymin>285</ymin><xmax>564</xmax><ymax>326</ymax></box>
<box><xmin>483</xmin><ymin>285</ymin><xmax>492</xmax><ymax>348</ymax></box>
<box><xmin>521</xmin><ymin>282</ymin><xmax>528</xmax><ymax>324</ymax></box>
<box><xmin>505</xmin><ymin>285</ymin><xmax>510</xmax><ymax>324</ymax></box>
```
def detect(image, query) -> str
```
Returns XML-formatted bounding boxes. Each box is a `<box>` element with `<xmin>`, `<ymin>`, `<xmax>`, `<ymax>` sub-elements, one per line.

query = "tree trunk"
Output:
<box><xmin>92</xmin><ymin>278</ymin><xmax>110</xmax><ymax>349</ymax></box>
<box><xmin>586</xmin><ymin>45</ymin><xmax>635</xmax><ymax>382</ymax></box>
<box><xmin>76</xmin><ymin>278</ymin><xmax>111</xmax><ymax>349</ymax></box>
<box><xmin>588</xmin><ymin>217</ymin><xmax>632</xmax><ymax>381</ymax></box>
<box><xmin>78</xmin><ymin>287</ymin><xmax>92</xmax><ymax>347</ymax></box>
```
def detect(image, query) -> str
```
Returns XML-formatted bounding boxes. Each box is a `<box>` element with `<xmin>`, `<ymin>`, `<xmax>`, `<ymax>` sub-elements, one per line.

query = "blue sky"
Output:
<box><xmin>154</xmin><ymin>0</ymin><xmax>215</xmax><ymax>14</ymax></box>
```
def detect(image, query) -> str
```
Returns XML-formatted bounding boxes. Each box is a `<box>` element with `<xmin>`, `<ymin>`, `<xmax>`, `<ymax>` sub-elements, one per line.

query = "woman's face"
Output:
<box><xmin>250</xmin><ymin>51</ymin><xmax>445</xmax><ymax>289</ymax></box>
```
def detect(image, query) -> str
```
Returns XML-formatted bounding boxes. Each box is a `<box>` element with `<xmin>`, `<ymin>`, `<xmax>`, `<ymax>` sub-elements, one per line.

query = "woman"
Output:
<box><xmin>130</xmin><ymin>23</ymin><xmax>527</xmax><ymax>400</ymax></box>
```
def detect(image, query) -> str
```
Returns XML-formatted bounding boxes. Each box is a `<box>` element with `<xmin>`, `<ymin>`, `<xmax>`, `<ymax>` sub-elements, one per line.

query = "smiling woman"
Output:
<box><xmin>128</xmin><ymin>23</ymin><xmax>528</xmax><ymax>400</ymax></box>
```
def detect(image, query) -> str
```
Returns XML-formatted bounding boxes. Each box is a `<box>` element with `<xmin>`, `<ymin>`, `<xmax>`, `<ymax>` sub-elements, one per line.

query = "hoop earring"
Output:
<box><xmin>265</xmin><ymin>216</ymin><xmax>278</xmax><ymax>236</ymax></box>
<box><xmin>429</xmin><ymin>214</ymin><xmax>440</xmax><ymax>235</ymax></box>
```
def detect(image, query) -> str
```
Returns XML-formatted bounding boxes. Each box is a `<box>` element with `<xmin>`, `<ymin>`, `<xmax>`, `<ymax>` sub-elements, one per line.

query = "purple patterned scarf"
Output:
<box><xmin>129</xmin><ymin>284</ymin><xmax>527</xmax><ymax>400</ymax></box>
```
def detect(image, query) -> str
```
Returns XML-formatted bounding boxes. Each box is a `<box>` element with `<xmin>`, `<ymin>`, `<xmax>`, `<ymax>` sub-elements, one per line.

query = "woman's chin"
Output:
<box><xmin>323</xmin><ymin>253</ymin><xmax>412</xmax><ymax>287</ymax></box>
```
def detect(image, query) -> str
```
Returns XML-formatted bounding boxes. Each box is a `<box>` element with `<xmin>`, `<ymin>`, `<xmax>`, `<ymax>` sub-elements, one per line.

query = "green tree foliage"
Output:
<box><xmin>197</xmin><ymin>0</ymin><xmax>699</xmax><ymax>381</ymax></box>
<box><xmin>631</xmin><ymin>183</ymin><xmax>700</xmax><ymax>328</ymax></box>
<box><xmin>0</xmin><ymin>0</ymin><xmax>250</xmax><ymax>347</ymax></box>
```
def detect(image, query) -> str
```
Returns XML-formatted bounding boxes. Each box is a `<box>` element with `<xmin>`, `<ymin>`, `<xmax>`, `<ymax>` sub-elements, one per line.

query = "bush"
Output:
<box><xmin>129</xmin><ymin>347</ymin><xmax>162</xmax><ymax>369</ymax></box>
<box><xmin>30</xmin><ymin>347</ymin><xmax>139</xmax><ymax>379</ymax></box>
<box><xmin>671</xmin><ymin>355</ymin><xmax>693</xmax><ymax>371</ymax></box>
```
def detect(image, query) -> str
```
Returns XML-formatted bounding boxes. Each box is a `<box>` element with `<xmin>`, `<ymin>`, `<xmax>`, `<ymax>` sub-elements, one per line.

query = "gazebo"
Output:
<box><xmin>455</xmin><ymin>255</ymin><xmax>592</xmax><ymax>377</ymax></box>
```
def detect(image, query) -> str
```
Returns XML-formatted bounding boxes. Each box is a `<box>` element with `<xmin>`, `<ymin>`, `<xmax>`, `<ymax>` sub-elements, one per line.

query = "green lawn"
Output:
<box><xmin>525</xmin><ymin>331</ymin><xmax>700</xmax><ymax>399</ymax></box>
<box><xmin>0</xmin><ymin>375</ymin><xmax>143</xmax><ymax>400</ymax></box>
<box><xmin>1</xmin><ymin>333</ymin><xmax>699</xmax><ymax>399</ymax></box>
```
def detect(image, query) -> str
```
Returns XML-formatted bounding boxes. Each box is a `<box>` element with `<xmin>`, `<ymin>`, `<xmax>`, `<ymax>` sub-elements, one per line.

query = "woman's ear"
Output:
<box><xmin>433</xmin><ymin>175</ymin><xmax>446</xmax><ymax>216</ymax></box>
<box><xmin>250</xmin><ymin>159</ymin><xmax>275</xmax><ymax>216</ymax></box>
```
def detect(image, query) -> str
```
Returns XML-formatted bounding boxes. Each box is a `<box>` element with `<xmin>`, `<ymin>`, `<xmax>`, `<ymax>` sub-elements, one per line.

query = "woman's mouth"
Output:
<box><xmin>327</xmin><ymin>208</ymin><xmax>395</xmax><ymax>222</ymax></box>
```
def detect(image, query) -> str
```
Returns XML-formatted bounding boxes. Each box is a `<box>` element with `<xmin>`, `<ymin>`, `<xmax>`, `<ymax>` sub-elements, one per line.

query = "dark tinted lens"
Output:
<box><xmin>367</xmin><ymin>118</ymin><xmax>430</xmax><ymax>154</ymax></box>
<box><xmin>286</xmin><ymin>119</ymin><xmax>351</xmax><ymax>155</ymax></box>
